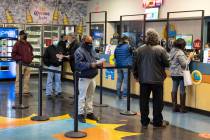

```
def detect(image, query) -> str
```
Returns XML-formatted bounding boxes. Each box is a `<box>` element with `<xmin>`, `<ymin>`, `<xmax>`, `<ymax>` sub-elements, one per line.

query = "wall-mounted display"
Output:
<box><xmin>176</xmin><ymin>34</ymin><xmax>193</xmax><ymax>50</ymax></box>
<box><xmin>144</xmin><ymin>7</ymin><xmax>159</xmax><ymax>20</ymax></box>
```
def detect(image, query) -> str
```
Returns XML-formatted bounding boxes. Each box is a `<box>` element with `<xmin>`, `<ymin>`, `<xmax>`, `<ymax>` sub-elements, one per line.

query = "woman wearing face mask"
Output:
<box><xmin>43</xmin><ymin>37</ymin><xmax>65</xmax><ymax>99</ymax></box>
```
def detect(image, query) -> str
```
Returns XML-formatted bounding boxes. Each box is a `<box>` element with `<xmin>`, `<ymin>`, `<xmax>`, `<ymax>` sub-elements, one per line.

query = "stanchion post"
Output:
<box><xmin>31</xmin><ymin>66</ymin><xmax>49</xmax><ymax>121</ymax></box>
<box><xmin>64</xmin><ymin>71</ymin><xmax>87</xmax><ymax>138</ymax></box>
<box><xmin>120</xmin><ymin>66</ymin><xmax>137</xmax><ymax>116</ymax></box>
<box><xmin>12</xmin><ymin>61</ymin><xmax>29</xmax><ymax>109</ymax></box>
<box><xmin>94</xmin><ymin>67</ymin><xmax>108</xmax><ymax>107</ymax></box>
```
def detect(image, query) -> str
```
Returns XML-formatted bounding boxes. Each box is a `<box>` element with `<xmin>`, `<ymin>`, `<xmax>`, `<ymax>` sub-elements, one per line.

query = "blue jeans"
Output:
<box><xmin>116</xmin><ymin>69</ymin><xmax>128</xmax><ymax>97</ymax></box>
<box><xmin>46</xmin><ymin>66</ymin><xmax>62</xmax><ymax>96</ymax></box>
<box><xmin>171</xmin><ymin>76</ymin><xmax>185</xmax><ymax>95</ymax></box>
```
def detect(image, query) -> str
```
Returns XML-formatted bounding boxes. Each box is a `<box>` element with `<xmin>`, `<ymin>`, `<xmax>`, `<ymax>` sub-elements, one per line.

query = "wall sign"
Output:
<box><xmin>0</xmin><ymin>28</ymin><xmax>18</xmax><ymax>39</ymax></box>
<box><xmin>31</xmin><ymin>2</ymin><xmax>52</xmax><ymax>24</ymax></box>
<box><xmin>191</xmin><ymin>70</ymin><xmax>202</xmax><ymax>85</ymax></box>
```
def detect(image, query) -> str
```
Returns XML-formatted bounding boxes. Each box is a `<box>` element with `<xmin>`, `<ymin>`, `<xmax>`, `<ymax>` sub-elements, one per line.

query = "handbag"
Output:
<box><xmin>183</xmin><ymin>63</ymin><xmax>192</xmax><ymax>86</ymax></box>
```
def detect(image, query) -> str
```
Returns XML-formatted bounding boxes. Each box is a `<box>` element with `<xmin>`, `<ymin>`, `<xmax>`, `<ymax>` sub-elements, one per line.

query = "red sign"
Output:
<box><xmin>143</xmin><ymin>0</ymin><xmax>163</xmax><ymax>8</ymax></box>
<box><xmin>193</xmin><ymin>39</ymin><xmax>201</xmax><ymax>50</ymax></box>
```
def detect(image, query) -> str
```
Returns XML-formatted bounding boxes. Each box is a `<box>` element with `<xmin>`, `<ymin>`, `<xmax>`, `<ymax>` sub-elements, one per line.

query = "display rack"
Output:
<box><xmin>25</xmin><ymin>25</ymin><xmax>42</xmax><ymax>74</ymax></box>
<box><xmin>0</xmin><ymin>23</ymin><xmax>77</xmax><ymax>75</ymax></box>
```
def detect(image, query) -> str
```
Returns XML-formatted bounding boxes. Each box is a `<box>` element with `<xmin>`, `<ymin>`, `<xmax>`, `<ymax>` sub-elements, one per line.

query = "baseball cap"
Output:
<box><xmin>19</xmin><ymin>30</ymin><xmax>27</xmax><ymax>35</ymax></box>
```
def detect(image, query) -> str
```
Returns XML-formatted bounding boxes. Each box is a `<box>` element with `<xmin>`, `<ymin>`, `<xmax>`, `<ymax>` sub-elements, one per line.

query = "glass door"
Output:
<box><xmin>25</xmin><ymin>24</ymin><xmax>42</xmax><ymax>74</ymax></box>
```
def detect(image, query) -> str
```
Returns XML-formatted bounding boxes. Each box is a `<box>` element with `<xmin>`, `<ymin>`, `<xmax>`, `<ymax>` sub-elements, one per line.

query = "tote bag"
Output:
<box><xmin>183</xmin><ymin>64</ymin><xmax>192</xmax><ymax>86</ymax></box>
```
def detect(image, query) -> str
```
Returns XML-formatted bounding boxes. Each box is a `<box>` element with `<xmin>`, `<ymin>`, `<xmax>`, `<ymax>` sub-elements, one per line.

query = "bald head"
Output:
<box><xmin>84</xmin><ymin>35</ymin><xmax>93</xmax><ymax>44</ymax></box>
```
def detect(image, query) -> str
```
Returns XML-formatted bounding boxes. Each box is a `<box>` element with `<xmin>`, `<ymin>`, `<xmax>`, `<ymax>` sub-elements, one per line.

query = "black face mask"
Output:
<box><xmin>85</xmin><ymin>43</ymin><xmax>93</xmax><ymax>51</ymax></box>
<box><xmin>22</xmin><ymin>35</ymin><xmax>27</xmax><ymax>40</ymax></box>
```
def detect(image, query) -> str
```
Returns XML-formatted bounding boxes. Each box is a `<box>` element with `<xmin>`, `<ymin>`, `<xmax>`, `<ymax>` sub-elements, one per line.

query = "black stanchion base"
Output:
<box><xmin>120</xmin><ymin>110</ymin><xmax>137</xmax><ymax>116</ymax></box>
<box><xmin>31</xmin><ymin>116</ymin><xmax>49</xmax><ymax>121</ymax></box>
<box><xmin>12</xmin><ymin>104</ymin><xmax>29</xmax><ymax>109</ymax></box>
<box><xmin>64</xmin><ymin>131</ymin><xmax>87</xmax><ymax>138</ymax></box>
<box><xmin>93</xmin><ymin>103</ymin><xmax>109</xmax><ymax>107</ymax></box>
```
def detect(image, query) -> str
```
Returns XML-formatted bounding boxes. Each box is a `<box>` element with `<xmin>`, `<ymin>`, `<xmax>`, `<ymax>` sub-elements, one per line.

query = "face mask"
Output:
<box><xmin>86</xmin><ymin>43</ymin><xmax>93</xmax><ymax>51</ymax></box>
<box><xmin>53</xmin><ymin>40</ymin><xmax>58</xmax><ymax>46</ymax></box>
<box><xmin>22</xmin><ymin>35</ymin><xmax>27</xmax><ymax>40</ymax></box>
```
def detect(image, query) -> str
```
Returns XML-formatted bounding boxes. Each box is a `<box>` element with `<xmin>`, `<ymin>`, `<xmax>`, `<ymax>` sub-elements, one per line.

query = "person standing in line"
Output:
<box><xmin>133</xmin><ymin>28</ymin><xmax>169</xmax><ymax>128</ymax></box>
<box><xmin>43</xmin><ymin>37</ymin><xmax>65</xmax><ymax>99</ymax></box>
<box><xmin>74</xmin><ymin>35</ymin><xmax>102</xmax><ymax>123</ymax></box>
<box><xmin>64</xmin><ymin>33</ymin><xmax>80</xmax><ymax>75</ymax></box>
<box><xmin>12</xmin><ymin>30</ymin><xmax>33</xmax><ymax>96</ymax></box>
<box><xmin>169</xmin><ymin>38</ymin><xmax>194</xmax><ymax>113</ymax></box>
<box><xmin>114</xmin><ymin>36</ymin><xmax>133</xmax><ymax>99</ymax></box>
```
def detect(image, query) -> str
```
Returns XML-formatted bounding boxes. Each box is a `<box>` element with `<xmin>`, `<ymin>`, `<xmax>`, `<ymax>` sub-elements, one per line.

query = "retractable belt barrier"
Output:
<box><xmin>99</xmin><ymin>65</ymin><xmax>137</xmax><ymax>116</ymax></box>
<box><xmin>0</xmin><ymin>56</ymin><xmax>137</xmax><ymax>138</ymax></box>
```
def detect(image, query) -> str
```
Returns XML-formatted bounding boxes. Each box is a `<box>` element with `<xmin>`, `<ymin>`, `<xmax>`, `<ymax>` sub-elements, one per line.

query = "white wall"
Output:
<box><xmin>87</xmin><ymin>0</ymin><xmax>208</xmax><ymax>44</ymax></box>
<box><xmin>87</xmin><ymin>0</ymin><xmax>209</xmax><ymax>21</ymax></box>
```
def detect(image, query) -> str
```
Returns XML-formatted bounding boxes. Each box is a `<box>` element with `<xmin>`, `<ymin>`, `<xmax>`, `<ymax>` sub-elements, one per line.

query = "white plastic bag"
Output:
<box><xmin>183</xmin><ymin>64</ymin><xmax>192</xmax><ymax>86</ymax></box>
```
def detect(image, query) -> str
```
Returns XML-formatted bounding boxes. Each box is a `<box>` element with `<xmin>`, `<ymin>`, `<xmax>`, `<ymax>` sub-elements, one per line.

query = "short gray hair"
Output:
<box><xmin>146</xmin><ymin>28</ymin><xmax>160</xmax><ymax>46</ymax></box>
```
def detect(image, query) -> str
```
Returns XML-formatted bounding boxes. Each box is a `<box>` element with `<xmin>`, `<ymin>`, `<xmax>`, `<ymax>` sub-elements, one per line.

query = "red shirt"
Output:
<box><xmin>12</xmin><ymin>40</ymin><xmax>33</xmax><ymax>64</ymax></box>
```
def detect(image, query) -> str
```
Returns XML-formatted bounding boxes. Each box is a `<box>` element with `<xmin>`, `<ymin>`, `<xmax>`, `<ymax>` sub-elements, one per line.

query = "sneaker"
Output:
<box><xmin>46</xmin><ymin>95</ymin><xmax>53</xmax><ymax>100</ymax></box>
<box><xmin>86</xmin><ymin>113</ymin><xmax>98</xmax><ymax>121</ymax></box>
<box><xmin>78</xmin><ymin>114</ymin><xmax>86</xmax><ymax>123</ymax></box>
<box><xmin>55</xmin><ymin>93</ymin><xmax>64</xmax><ymax>98</ymax></box>
<box><xmin>153</xmin><ymin>120</ymin><xmax>169</xmax><ymax>128</ymax></box>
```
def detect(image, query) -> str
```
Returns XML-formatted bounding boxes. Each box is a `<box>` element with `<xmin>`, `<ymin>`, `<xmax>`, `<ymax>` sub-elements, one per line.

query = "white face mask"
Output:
<box><xmin>53</xmin><ymin>40</ymin><xmax>58</xmax><ymax>46</ymax></box>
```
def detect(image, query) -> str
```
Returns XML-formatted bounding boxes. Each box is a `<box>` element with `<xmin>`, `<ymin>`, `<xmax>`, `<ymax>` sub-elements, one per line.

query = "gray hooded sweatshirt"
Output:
<box><xmin>169</xmin><ymin>48</ymin><xmax>189</xmax><ymax>77</ymax></box>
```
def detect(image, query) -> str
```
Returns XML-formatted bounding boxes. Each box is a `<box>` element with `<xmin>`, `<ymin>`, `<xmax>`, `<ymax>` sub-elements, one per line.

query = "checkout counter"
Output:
<box><xmin>63</xmin><ymin>58</ymin><xmax>210</xmax><ymax>113</ymax></box>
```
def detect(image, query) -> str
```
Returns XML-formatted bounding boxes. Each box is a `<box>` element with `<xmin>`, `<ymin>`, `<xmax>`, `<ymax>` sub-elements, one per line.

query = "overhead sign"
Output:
<box><xmin>0</xmin><ymin>28</ymin><xmax>18</xmax><ymax>39</ymax></box>
<box><xmin>143</xmin><ymin>0</ymin><xmax>163</xmax><ymax>8</ymax></box>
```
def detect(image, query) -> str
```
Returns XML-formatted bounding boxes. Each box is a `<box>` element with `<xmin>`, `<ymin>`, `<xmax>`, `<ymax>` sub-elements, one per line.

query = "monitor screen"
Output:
<box><xmin>176</xmin><ymin>34</ymin><xmax>193</xmax><ymax>50</ymax></box>
<box><xmin>93</xmin><ymin>31</ymin><xmax>103</xmax><ymax>39</ymax></box>
<box><xmin>0</xmin><ymin>28</ymin><xmax>18</xmax><ymax>39</ymax></box>
<box><xmin>144</xmin><ymin>8</ymin><xmax>159</xmax><ymax>20</ymax></box>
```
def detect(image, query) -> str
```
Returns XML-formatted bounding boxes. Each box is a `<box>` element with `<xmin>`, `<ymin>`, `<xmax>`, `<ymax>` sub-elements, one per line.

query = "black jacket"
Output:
<box><xmin>65</xmin><ymin>40</ymin><xmax>79</xmax><ymax>72</ymax></box>
<box><xmin>43</xmin><ymin>45</ymin><xmax>64</xmax><ymax>67</ymax></box>
<box><xmin>133</xmin><ymin>44</ymin><xmax>169</xmax><ymax>84</ymax></box>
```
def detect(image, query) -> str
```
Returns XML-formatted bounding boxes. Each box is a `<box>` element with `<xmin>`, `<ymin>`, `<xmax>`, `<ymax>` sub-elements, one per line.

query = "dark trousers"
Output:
<box><xmin>140</xmin><ymin>83</ymin><xmax>164</xmax><ymax>126</ymax></box>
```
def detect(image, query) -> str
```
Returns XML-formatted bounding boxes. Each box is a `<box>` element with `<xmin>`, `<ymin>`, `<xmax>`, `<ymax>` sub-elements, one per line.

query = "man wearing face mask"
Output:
<box><xmin>64</xmin><ymin>33</ymin><xmax>79</xmax><ymax>74</ymax></box>
<box><xmin>74</xmin><ymin>35</ymin><xmax>102</xmax><ymax>123</ymax></box>
<box><xmin>43</xmin><ymin>37</ymin><xmax>65</xmax><ymax>99</ymax></box>
<box><xmin>12</xmin><ymin>30</ymin><xmax>33</xmax><ymax>96</ymax></box>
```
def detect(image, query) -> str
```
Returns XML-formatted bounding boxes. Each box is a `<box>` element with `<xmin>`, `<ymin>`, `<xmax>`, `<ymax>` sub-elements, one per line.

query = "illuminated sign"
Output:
<box><xmin>0</xmin><ymin>28</ymin><xmax>18</xmax><ymax>39</ymax></box>
<box><xmin>143</xmin><ymin>0</ymin><xmax>163</xmax><ymax>8</ymax></box>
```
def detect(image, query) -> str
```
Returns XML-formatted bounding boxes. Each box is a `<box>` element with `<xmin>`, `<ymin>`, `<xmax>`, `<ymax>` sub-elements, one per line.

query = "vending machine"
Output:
<box><xmin>0</xmin><ymin>27</ymin><xmax>18</xmax><ymax>79</ymax></box>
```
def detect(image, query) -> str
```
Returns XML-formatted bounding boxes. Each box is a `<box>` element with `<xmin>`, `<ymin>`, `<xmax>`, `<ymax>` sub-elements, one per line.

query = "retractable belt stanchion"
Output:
<box><xmin>12</xmin><ymin>61</ymin><xmax>29</xmax><ymax>109</ymax></box>
<box><xmin>94</xmin><ymin>67</ymin><xmax>109</xmax><ymax>107</ymax></box>
<box><xmin>65</xmin><ymin>71</ymin><xmax>87</xmax><ymax>138</ymax></box>
<box><xmin>31</xmin><ymin>65</ymin><xmax>49</xmax><ymax>121</ymax></box>
<box><xmin>120</xmin><ymin>66</ymin><xmax>137</xmax><ymax>116</ymax></box>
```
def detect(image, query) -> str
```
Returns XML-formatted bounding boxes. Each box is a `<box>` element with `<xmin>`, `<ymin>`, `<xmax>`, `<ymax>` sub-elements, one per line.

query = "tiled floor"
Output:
<box><xmin>0</xmin><ymin>78</ymin><xmax>210</xmax><ymax>140</ymax></box>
